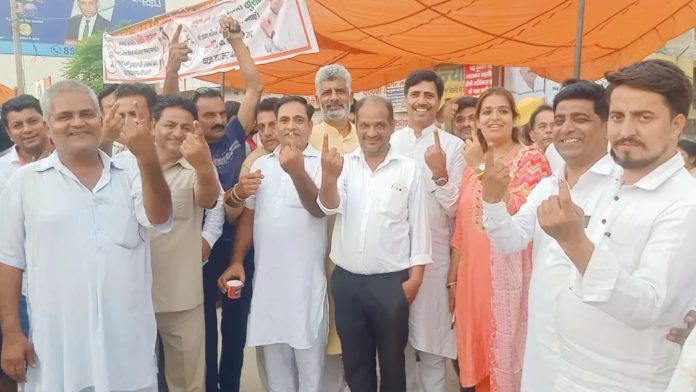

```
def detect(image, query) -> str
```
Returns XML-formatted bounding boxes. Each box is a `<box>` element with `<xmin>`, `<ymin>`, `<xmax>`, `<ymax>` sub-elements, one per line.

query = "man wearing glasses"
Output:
<box><xmin>164</xmin><ymin>16</ymin><xmax>264</xmax><ymax>392</ymax></box>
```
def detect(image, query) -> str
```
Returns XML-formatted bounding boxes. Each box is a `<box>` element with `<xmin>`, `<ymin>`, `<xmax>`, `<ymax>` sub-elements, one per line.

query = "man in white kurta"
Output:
<box><xmin>0</xmin><ymin>80</ymin><xmax>173</xmax><ymax>392</ymax></box>
<box><xmin>391</xmin><ymin>70</ymin><xmax>463</xmax><ymax>391</ymax></box>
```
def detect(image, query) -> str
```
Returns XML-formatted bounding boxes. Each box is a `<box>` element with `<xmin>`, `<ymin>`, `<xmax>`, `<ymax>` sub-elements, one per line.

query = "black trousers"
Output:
<box><xmin>331</xmin><ymin>266</ymin><xmax>410</xmax><ymax>392</ymax></box>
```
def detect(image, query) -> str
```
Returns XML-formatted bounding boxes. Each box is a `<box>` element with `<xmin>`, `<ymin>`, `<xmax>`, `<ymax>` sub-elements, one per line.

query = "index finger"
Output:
<box><xmin>172</xmin><ymin>24</ymin><xmax>183</xmax><ymax>42</ymax></box>
<box><xmin>322</xmin><ymin>133</ymin><xmax>329</xmax><ymax>154</ymax></box>
<box><xmin>433</xmin><ymin>129</ymin><xmax>441</xmax><ymax>148</ymax></box>
<box><xmin>106</xmin><ymin>101</ymin><xmax>120</xmax><ymax>121</ymax></box>
<box><xmin>558</xmin><ymin>178</ymin><xmax>572</xmax><ymax>204</ymax></box>
<box><xmin>484</xmin><ymin>143</ymin><xmax>494</xmax><ymax>171</ymax></box>
<box><xmin>133</xmin><ymin>101</ymin><xmax>143</xmax><ymax>124</ymax></box>
<box><xmin>289</xmin><ymin>133</ymin><xmax>295</xmax><ymax>150</ymax></box>
<box><xmin>193</xmin><ymin>120</ymin><xmax>204</xmax><ymax>137</ymax></box>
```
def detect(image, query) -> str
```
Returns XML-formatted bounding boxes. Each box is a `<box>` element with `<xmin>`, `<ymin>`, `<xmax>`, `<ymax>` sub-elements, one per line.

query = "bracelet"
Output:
<box><xmin>446</xmin><ymin>281</ymin><xmax>457</xmax><ymax>288</ymax></box>
<box><xmin>231</xmin><ymin>185</ymin><xmax>246</xmax><ymax>203</ymax></box>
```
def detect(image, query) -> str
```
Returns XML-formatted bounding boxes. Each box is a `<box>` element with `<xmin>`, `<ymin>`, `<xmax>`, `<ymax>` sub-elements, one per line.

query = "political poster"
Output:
<box><xmin>103</xmin><ymin>0</ymin><xmax>319</xmax><ymax>83</ymax></box>
<box><xmin>0</xmin><ymin>0</ymin><xmax>165</xmax><ymax>57</ymax></box>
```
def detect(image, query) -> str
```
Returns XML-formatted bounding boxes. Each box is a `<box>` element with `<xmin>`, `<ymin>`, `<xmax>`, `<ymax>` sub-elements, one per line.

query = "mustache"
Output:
<box><xmin>211</xmin><ymin>123</ymin><xmax>226</xmax><ymax>131</ymax></box>
<box><xmin>615</xmin><ymin>137</ymin><xmax>644</xmax><ymax>147</ymax></box>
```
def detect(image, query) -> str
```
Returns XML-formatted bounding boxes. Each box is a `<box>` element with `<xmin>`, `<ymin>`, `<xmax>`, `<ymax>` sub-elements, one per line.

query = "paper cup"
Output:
<box><xmin>226</xmin><ymin>280</ymin><xmax>243</xmax><ymax>299</ymax></box>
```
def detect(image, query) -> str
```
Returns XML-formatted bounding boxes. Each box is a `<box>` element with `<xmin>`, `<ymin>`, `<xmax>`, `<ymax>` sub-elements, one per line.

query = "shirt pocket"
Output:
<box><xmin>106</xmin><ymin>206</ymin><xmax>142</xmax><ymax>249</ymax></box>
<box><xmin>379</xmin><ymin>183</ymin><xmax>409</xmax><ymax>219</ymax></box>
<box><xmin>601</xmin><ymin>238</ymin><xmax>639</xmax><ymax>273</ymax></box>
<box><xmin>172</xmin><ymin>188</ymin><xmax>194</xmax><ymax>222</ymax></box>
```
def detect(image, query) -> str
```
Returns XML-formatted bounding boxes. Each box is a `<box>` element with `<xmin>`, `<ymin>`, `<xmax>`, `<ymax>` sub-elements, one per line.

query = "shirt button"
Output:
<box><xmin>601</xmin><ymin>219</ymin><xmax>606</xmax><ymax>224</ymax></box>
<box><xmin>614</xmin><ymin>196</ymin><xmax>619</xmax><ymax>201</ymax></box>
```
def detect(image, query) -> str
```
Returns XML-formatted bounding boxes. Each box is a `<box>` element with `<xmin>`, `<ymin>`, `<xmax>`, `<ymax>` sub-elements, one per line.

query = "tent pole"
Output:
<box><xmin>221</xmin><ymin>72</ymin><xmax>226</xmax><ymax>100</ymax></box>
<box><xmin>573</xmin><ymin>0</ymin><xmax>586</xmax><ymax>78</ymax></box>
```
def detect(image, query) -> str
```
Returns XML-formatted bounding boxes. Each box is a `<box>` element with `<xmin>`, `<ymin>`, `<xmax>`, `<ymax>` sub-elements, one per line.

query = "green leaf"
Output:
<box><xmin>61</xmin><ymin>33</ymin><xmax>104</xmax><ymax>92</ymax></box>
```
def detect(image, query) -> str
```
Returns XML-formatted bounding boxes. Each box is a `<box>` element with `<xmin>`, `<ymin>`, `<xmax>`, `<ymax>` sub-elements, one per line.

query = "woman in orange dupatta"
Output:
<box><xmin>448</xmin><ymin>87</ymin><xmax>551</xmax><ymax>392</ymax></box>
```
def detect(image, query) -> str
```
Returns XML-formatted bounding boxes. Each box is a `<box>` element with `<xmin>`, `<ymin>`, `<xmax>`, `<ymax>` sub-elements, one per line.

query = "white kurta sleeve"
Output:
<box><xmin>0</xmin><ymin>174</ymin><xmax>26</xmax><ymax>270</ymax></box>
<box><xmin>201</xmin><ymin>191</ymin><xmax>225</xmax><ymax>248</ymax></box>
<box><xmin>408</xmin><ymin>166</ymin><xmax>433</xmax><ymax>267</ymax></box>
<box><xmin>433</xmin><ymin>137</ymin><xmax>465</xmax><ymax>218</ymax></box>
<box><xmin>575</xmin><ymin>202</ymin><xmax>696</xmax><ymax>329</ymax></box>
<box><xmin>129</xmin><ymin>160</ymin><xmax>173</xmax><ymax>233</ymax></box>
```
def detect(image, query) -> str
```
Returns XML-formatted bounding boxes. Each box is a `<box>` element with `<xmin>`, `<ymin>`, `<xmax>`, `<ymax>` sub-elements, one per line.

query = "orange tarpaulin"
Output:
<box><xmin>0</xmin><ymin>84</ymin><xmax>14</xmax><ymax>105</ymax></box>
<box><xmin>114</xmin><ymin>0</ymin><xmax>696</xmax><ymax>94</ymax></box>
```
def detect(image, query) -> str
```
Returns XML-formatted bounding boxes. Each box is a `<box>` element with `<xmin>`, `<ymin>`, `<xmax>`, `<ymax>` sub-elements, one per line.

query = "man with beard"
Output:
<box><xmin>539</xmin><ymin>60</ymin><xmax>696</xmax><ymax>391</ymax></box>
<box><xmin>390</xmin><ymin>69</ymin><xmax>464</xmax><ymax>392</ymax></box>
<box><xmin>164</xmin><ymin>16</ymin><xmax>264</xmax><ymax>392</ymax></box>
<box><xmin>452</xmin><ymin>96</ymin><xmax>477</xmax><ymax>141</ymax></box>
<box><xmin>308</xmin><ymin>63</ymin><xmax>359</xmax><ymax>392</ymax></box>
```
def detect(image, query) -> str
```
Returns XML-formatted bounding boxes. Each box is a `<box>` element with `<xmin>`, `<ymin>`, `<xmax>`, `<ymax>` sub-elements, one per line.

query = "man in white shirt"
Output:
<box><xmin>219</xmin><ymin>96</ymin><xmax>328</xmax><ymax>391</ymax></box>
<box><xmin>0</xmin><ymin>80</ymin><xmax>172</xmax><ymax>391</ymax></box>
<box><xmin>537</xmin><ymin>60</ymin><xmax>696</xmax><ymax>391</ymax></box>
<box><xmin>318</xmin><ymin>95</ymin><xmax>432</xmax><ymax>392</ymax></box>
<box><xmin>390</xmin><ymin>70</ymin><xmax>463</xmax><ymax>392</ymax></box>
<box><xmin>482</xmin><ymin>80</ymin><xmax>612</xmax><ymax>392</ymax></box>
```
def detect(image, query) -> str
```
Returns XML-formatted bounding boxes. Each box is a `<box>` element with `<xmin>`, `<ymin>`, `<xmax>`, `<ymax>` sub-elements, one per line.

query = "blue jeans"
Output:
<box><xmin>19</xmin><ymin>294</ymin><xmax>29</xmax><ymax>337</ymax></box>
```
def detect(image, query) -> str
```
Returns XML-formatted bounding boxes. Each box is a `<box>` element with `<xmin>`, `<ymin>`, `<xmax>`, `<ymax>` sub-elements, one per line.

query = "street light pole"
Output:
<box><xmin>573</xmin><ymin>0</ymin><xmax>586</xmax><ymax>78</ymax></box>
<box><xmin>9</xmin><ymin>0</ymin><xmax>26</xmax><ymax>94</ymax></box>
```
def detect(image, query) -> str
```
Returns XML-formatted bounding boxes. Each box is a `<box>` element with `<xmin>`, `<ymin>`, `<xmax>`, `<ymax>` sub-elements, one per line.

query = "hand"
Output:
<box><xmin>217</xmin><ymin>263</ymin><xmax>246</xmax><ymax>293</ymax></box>
<box><xmin>120</xmin><ymin>101</ymin><xmax>156</xmax><ymax>158</ymax></box>
<box><xmin>538</xmin><ymin>178</ymin><xmax>586</xmax><ymax>244</ymax></box>
<box><xmin>236</xmin><ymin>170</ymin><xmax>264</xmax><ymax>199</ymax></box>
<box><xmin>425</xmin><ymin>130</ymin><xmax>448</xmax><ymax>180</ymax></box>
<box><xmin>668</xmin><ymin>309</ymin><xmax>696</xmax><ymax>345</ymax></box>
<box><xmin>320</xmin><ymin>134</ymin><xmax>344</xmax><ymax>182</ymax></box>
<box><xmin>101</xmin><ymin>101</ymin><xmax>124</xmax><ymax>144</ymax></box>
<box><xmin>436</xmin><ymin>98</ymin><xmax>458</xmax><ymax>123</ymax></box>
<box><xmin>463</xmin><ymin>129</ymin><xmax>485</xmax><ymax>169</ymax></box>
<box><xmin>219</xmin><ymin>16</ymin><xmax>244</xmax><ymax>43</ymax></box>
<box><xmin>201</xmin><ymin>238</ymin><xmax>211</xmax><ymax>262</ymax></box>
<box><xmin>260</xmin><ymin>16</ymin><xmax>274</xmax><ymax>38</ymax></box>
<box><xmin>166</xmin><ymin>25</ymin><xmax>192</xmax><ymax>74</ymax></box>
<box><xmin>181</xmin><ymin>121</ymin><xmax>213</xmax><ymax>170</ymax></box>
<box><xmin>448</xmin><ymin>286</ymin><xmax>456</xmax><ymax>314</ymax></box>
<box><xmin>0</xmin><ymin>331</ymin><xmax>36</xmax><ymax>383</ymax></box>
<box><xmin>279</xmin><ymin>137</ymin><xmax>304</xmax><ymax>177</ymax></box>
<box><xmin>402</xmin><ymin>278</ymin><xmax>422</xmax><ymax>305</ymax></box>
<box><xmin>481</xmin><ymin>143</ymin><xmax>511</xmax><ymax>203</ymax></box>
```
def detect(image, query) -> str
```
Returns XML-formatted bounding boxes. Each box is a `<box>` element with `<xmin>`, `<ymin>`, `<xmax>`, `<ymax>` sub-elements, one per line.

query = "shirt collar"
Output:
<box><xmin>349</xmin><ymin>145</ymin><xmax>404</xmax><ymax>168</ymax></box>
<box><xmin>317</xmin><ymin>121</ymin><xmax>357</xmax><ymax>139</ymax></box>
<box><xmin>270</xmin><ymin>143</ymin><xmax>320</xmax><ymax>158</ymax></box>
<box><xmin>629</xmin><ymin>152</ymin><xmax>686</xmax><ymax>191</ymax></box>
<box><xmin>554</xmin><ymin>153</ymin><xmax>616</xmax><ymax>178</ymax></box>
<box><xmin>9</xmin><ymin>145</ymin><xmax>20</xmax><ymax>164</ymax></box>
<box><xmin>34</xmin><ymin>149</ymin><xmax>127</xmax><ymax>172</ymax></box>
<box><xmin>402</xmin><ymin>123</ymin><xmax>439</xmax><ymax>140</ymax></box>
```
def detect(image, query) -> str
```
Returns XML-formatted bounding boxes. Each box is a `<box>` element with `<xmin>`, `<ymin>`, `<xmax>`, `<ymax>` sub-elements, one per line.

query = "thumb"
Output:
<box><xmin>27</xmin><ymin>344</ymin><xmax>36</xmax><ymax>367</ymax></box>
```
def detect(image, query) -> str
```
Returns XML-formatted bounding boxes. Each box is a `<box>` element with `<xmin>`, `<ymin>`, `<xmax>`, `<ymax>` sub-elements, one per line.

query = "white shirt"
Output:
<box><xmin>483</xmin><ymin>153</ymin><xmax>617</xmax><ymax>392</ymax></box>
<box><xmin>79</xmin><ymin>16</ymin><xmax>96</xmax><ymax>38</ymax></box>
<box><xmin>0</xmin><ymin>151</ymin><xmax>172</xmax><ymax>392</ymax></box>
<box><xmin>318</xmin><ymin>147</ymin><xmax>432</xmax><ymax>274</ymax></box>
<box><xmin>666</xmin><ymin>327</ymin><xmax>696</xmax><ymax>392</ymax></box>
<box><xmin>245</xmin><ymin>145</ymin><xmax>327</xmax><ymax>349</ymax></box>
<box><xmin>390</xmin><ymin>125</ymin><xmax>463</xmax><ymax>359</ymax></box>
<box><xmin>555</xmin><ymin>153</ymin><xmax>696</xmax><ymax>392</ymax></box>
<box><xmin>0</xmin><ymin>147</ymin><xmax>29</xmax><ymax>296</ymax></box>
<box><xmin>544</xmin><ymin>143</ymin><xmax>565</xmax><ymax>173</ymax></box>
<box><xmin>201</xmin><ymin>192</ymin><xmax>225</xmax><ymax>254</ymax></box>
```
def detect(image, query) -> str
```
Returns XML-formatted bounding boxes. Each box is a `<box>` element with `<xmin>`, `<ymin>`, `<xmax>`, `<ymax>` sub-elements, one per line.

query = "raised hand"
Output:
<box><xmin>102</xmin><ymin>101</ymin><xmax>125</xmax><ymax>144</ymax></box>
<box><xmin>166</xmin><ymin>25</ymin><xmax>192</xmax><ymax>75</ymax></box>
<box><xmin>260</xmin><ymin>16</ymin><xmax>274</xmax><ymax>38</ymax></box>
<box><xmin>463</xmin><ymin>128</ymin><xmax>485</xmax><ymax>169</ymax></box>
<box><xmin>236</xmin><ymin>170</ymin><xmax>264</xmax><ymax>199</ymax></box>
<box><xmin>320</xmin><ymin>134</ymin><xmax>343</xmax><ymax>182</ymax></box>
<box><xmin>436</xmin><ymin>98</ymin><xmax>458</xmax><ymax>123</ymax></box>
<box><xmin>279</xmin><ymin>136</ymin><xmax>305</xmax><ymax>177</ymax></box>
<box><xmin>180</xmin><ymin>121</ymin><xmax>213</xmax><ymax>169</ymax></box>
<box><xmin>120</xmin><ymin>101</ymin><xmax>155</xmax><ymax>158</ymax></box>
<box><xmin>538</xmin><ymin>178</ymin><xmax>585</xmax><ymax>244</ymax></box>
<box><xmin>425</xmin><ymin>129</ymin><xmax>447</xmax><ymax>180</ymax></box>
<box><xmin>219</xmin><ymin>16</ymin><xmax>243</xmax><ymax>43</ymax></box>
<box><xmin>480</xmin><ymin>143</ymin><xmax>511</xmax><ymax>203</ymax></box>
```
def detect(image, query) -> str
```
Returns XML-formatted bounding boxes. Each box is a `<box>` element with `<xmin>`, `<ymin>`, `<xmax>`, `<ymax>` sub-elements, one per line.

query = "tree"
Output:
<box><xmin>62</xmin><ymin>33</ymin><xmax>104</xmax><ymax>92</ymax></box>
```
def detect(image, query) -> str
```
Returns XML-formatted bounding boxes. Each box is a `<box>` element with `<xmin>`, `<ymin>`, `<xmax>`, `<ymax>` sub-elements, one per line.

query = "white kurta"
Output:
<box><xmin>0</xmin><ymin>151</ymin><xmax>172</xmax><ymax>392</ymax></box>
<box><xmin>0</xmin><ymin>146</ymin><xmax>28</xmax><ymax>295</ymax></box>
<box><xmin>245</xmin><ymin>145</ymin><xmax>328</xmax><ymax>349</ymax></box>
<box><xmin>483</xmin><ymin>154</ymin><xmax>616</xmax><ymax>392</ymax></box>
<box><xmin>555</xmin><ymin>153</ymin><xmax>696</xmax><ymax>391</ymax></box>
<box><xmin>390</xmin><ymin>125</ymin><xmax>464</xmax><ymax>359</ymax></box>
<box><xmin>666</xmin><ymin>323</ymin><xmax>696</xmax><ymax>392</ymax></box>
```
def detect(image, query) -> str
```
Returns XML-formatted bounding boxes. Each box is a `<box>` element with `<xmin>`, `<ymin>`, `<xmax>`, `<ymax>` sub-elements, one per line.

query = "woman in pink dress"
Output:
<box><xmin>448</xmin><ymin>87</ymin><xmax>551</xmax><ymax>392</ymax></box>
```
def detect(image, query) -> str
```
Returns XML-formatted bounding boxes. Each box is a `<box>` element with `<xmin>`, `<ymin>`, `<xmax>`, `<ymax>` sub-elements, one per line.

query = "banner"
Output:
<box><xmin>0</xmin><ymin>0</ymin><xmax>165</xmax><ymax>57</ymax></box>
<box><xmin>103</xmin><ymin>0</ymin><xmax>318</xmax><ymax>83</ymax></box>
<box><xmin>504</xmin><ymin>66</ymin><xmax>561</xmax><ymax>103</ymax></box>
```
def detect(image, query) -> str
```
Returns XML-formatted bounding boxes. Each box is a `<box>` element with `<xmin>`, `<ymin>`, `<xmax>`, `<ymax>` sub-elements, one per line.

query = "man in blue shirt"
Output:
<box><xmin>163</xmin><ymin>16</ymin><xmax>263</xmax><ymax>392</ymax></box>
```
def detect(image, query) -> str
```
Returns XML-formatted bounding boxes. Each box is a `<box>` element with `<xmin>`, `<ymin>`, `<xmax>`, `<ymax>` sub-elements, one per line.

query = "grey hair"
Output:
<box><xmin>40</xmin><ymin>80</ymin><xmax>102</xmax><ymax>120</ymax></box>
<box><xmin>315</xmin><ymin>64</ymin><xmax>352</xmax><ymax>95</ymax></box>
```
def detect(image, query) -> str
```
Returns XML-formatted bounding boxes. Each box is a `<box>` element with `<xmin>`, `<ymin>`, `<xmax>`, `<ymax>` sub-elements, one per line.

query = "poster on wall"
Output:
<box><xmin>102</xmin><ymin>0</ymin><xmax>319</xmax><ymax>83</ymax></box>
<box><xmin>0</xmin><ymin>0</ymin><xmax>165</xmax><ymax>57</ymax></box>
<box><xmin>504</xmin><ymin>66</ymin><xmax>561</xmax><ymax>103</ymax></box>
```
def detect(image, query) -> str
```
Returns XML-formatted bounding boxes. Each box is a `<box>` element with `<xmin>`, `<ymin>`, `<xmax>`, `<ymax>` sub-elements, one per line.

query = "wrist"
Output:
<box><xmin>481</xmin><ymin>191</ymin><xmax>503</xmax><ymax>204</ymax></box>
<box><xmin>165</xmin><ymin>69</ymin><xmax>180</xmax><ymax>77</ymax></box>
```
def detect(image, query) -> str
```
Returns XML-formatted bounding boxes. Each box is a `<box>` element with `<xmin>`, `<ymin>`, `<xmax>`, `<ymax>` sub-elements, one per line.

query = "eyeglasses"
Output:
<box><xmin>194</xmin><ymin>87</ymin><xmax>221</xmax><ymax>95</ymax></box>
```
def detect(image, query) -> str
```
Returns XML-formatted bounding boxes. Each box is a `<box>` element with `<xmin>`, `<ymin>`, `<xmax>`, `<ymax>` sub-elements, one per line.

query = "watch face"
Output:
<box><xmin>477</xmin><ymin>163</ymin><xmax>485</xmax><ymax>171</ymax></box>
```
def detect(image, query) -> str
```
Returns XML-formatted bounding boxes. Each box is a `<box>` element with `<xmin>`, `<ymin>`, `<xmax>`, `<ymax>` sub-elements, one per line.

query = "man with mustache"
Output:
<box><xmin>164</xmin><ymin>16</ymin><xmax>264</xmax><ymax>392</ymax></box>
<box><xmin>452</xmin><ymin>96</ymin><xmax>477</xmax><ymax>141</ymax></box>
<box><xmin>390</xmin><ymin>69</ymin><xmax>464</xmax><ymax>392</ymax></box>
<box><xmin>528</xmin><ymin>104</ymin><xmax>555</xmax><ymax>151</ymax></box>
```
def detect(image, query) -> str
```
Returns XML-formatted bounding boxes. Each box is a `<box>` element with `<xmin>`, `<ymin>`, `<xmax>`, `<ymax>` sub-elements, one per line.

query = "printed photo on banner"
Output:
<box><xmin>64</xmin><ymin>0</ymin><xmax>113</xmax><ymax>43</ymax></box>
<box><xmin>103</xmin><ymin>0</ymin><xmax>319</xmax><ymax>83</ymax></box>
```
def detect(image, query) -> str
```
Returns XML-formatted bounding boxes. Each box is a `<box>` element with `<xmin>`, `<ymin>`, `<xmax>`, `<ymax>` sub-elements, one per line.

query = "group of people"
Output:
<box><xmin>1</xmin><ymin>15</ymin><xmax>696</xmax><ymax>392</ymax></box>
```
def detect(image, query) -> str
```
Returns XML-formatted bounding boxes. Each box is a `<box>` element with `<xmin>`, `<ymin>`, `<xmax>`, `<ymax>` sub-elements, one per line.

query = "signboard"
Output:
<box><xmin>103</xmin><ymin>0</ymin><xmax>318</xmax><ymax>83</ymax></box>
<box><xmin>463</xmin><ymin>65</ymin><xmax>493</xmax><ymax>96</ymax></box>
<box><xmin>0</xmin><ymin>0</ymin><xmax>165</xmax><ymax>57</ymax></box>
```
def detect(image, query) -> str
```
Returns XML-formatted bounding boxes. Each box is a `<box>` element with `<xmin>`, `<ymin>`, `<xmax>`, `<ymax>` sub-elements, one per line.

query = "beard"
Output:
<box><xmin>322</xmin><ymin>103</ymin><xmax>349</xmax><ymax>122</ymax></box>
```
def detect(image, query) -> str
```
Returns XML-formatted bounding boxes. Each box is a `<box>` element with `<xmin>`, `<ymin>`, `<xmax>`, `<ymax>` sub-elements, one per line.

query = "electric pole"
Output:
<box><xmin>9</xmin><ymin>0</ymin><xmax>26</xmax><ymax>94</ymax></box>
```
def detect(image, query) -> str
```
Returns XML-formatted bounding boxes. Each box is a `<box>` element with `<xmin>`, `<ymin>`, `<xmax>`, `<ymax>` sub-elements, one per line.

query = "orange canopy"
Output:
<box><xmin>115</xmin><ymin>0</ymin><xmax>696</xmax><ymax>94</ymax></box>
<box><xmin>0</xmin><ymin>84</ymin><xmax>14</xmax><ymax>105</ymax></box>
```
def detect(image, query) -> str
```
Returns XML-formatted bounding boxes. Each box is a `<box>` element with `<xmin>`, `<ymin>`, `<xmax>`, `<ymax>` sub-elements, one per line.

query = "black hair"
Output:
<box><xmin>454</xmin><ymin>96</ymin><xmax>478</xmax><ymax>114</ymax></box>
<box><xmin>152</xmin><ymin>95</ymin><xmax>197</xmax><ymax>122</ymax></box>
<box><xmin>114</xmin><ymin>83</ymin><xmax>158</xmax><ymax>113</ymax></box>
<box><xmin>274</xmin><ymin>96</ymin><xmax>313</xmax><ymax>119</ymax></box>
<box><xmin>255</xmin><ymin>97</ymin><xmax>280</xmax><ymax>118</ymax></box>
<box><xmin>529</xmin><ymin>104</ymin><xmax>554</xmax><ymax>128</ymax></box>
<box><xmin>1</xmin><ymin>94</ymin><xmax>42</xmax><ymax>127</ymax></box>
<box><xmin>678</xmin><ymin>138</ymin><xmax>696</xmax><ymax>166</ymax></box>
<box><xmin>97</xmin><ymin>84</ymin><xmax>119</xmax><ymax>111</ymax></box>
<box><xmin>192</xmin><ymin>87</ymin><xmax>223</xmax><ymax>107</ymax></box>
<box><xmin>404</xmin><ymin>69</ymin><xmax>445</xmax><ymax>99</ymax></box>
<box><xmin>553</xmin><ymin>81</ymin><xmax>609</xmax><ymax>121</ymax></box>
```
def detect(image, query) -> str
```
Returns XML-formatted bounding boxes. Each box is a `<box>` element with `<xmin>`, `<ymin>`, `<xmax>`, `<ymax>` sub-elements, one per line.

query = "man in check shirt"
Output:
<box><xmin>390</xmin><ymin>69</ymin><xmax>464</xmax><ymax>392</ymax></box>
<box><xmin>318</xmin><ymin>95</ymin><xmax>432</xmax><ymax>392</ymax></box>
<box><xmin>539</xmin><ymin>60</ymin><xmax>696</xmax><ymax>391</ymax></box>
<box><xmin>481</xmin><ymin>80</ymin><xmax>612</xmax><ymax>392</ymax></box>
